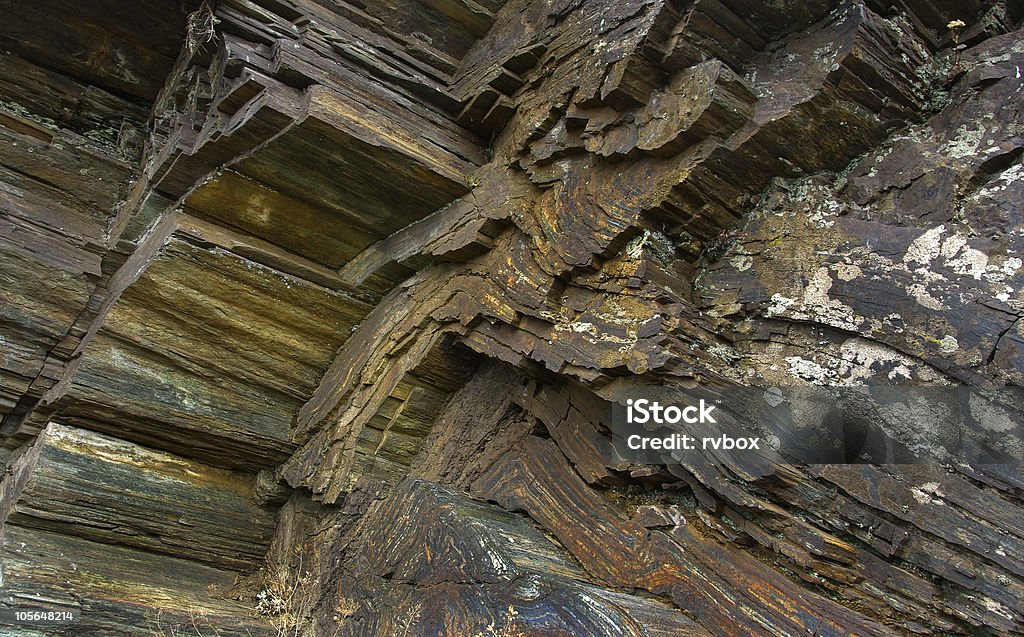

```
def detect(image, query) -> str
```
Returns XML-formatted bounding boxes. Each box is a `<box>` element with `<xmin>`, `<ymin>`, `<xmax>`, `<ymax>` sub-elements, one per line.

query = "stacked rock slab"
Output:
<box><xmin>1</xmin><ymin>0</ymin><xmax>1023</xmax><ymax>635</ymax></box>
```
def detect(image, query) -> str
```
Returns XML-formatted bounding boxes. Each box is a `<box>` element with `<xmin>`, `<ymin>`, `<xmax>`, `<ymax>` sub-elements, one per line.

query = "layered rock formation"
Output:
<box><xmin>1</xmin><ymin>0</ymin><xmax>1023</xmax><ymax>635</ymax></box>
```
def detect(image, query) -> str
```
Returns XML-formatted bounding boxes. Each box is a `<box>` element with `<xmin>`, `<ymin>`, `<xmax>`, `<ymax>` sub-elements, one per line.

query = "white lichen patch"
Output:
<box><xmin>939</xmin><ymin>233</ymin><xmax>966</xmax><ymax>258</ymax></box>
<box><xmin>808</xmin><ymin>206</ymin><xmax>837</xmax><ymax>228</ymax></box>
<box><xmin>556</xmin><ymin>321</ymin><xmax>598</xmax><ymax>335</ymax></box>
<box><xmin>846</xmin><ymin>338</ymin><xmax>948</xmax><ymax>383</ymax></box>
<box><xmin>625</xmin><ymin>230</ymin><xmax>660</xmax><ymax>259</ymax></box>
<box><xmin>942</xmin><ymin>123</ymin><xmax>985</xmax><ymax>158</ymax></box>
<box><xmin>968</xmin><ymin>393</ymin><xmax>1018</xmax><ymax>432</ymax></box>
<box><xmin>941</xmin><ymin>234</ymin><xmax>989</xmax><ymax>280</ymax></box>
<box><xmin>761</xmin><ymin>256</ymin><xmax>867</xmax><ymax>331</ymax></box>
<box><xmin>832</xmin><ymin>263</ymin><xmax>862</xmax><ymax>281</ymax></box>
<box><xmin>766</xmin><ymin>294</ymin><xmax>796</xmax><ymax>316</ymax></box>
<box><xmin>797</xmin><ymin>267</ymin><xmax>865</xmax><ymax>332</ymax></box>
<box><xmin>708</xmin><ymin>344</ymin><xmax>742</xmax><ymax>363</ymax></box>
<box><xmin>730</xmin><ymin>254</ymin><xmax>753</xmax><ymax>271</ymax></box>
<box><xmin>911</xmin><ymin>482</ymin><xmax>944</xmax><ymax>505</ymax></box>
<box><xmin>984</xmin><ymin>256</ymin><xmax>1023</xmax><ymax>285</ymax></box>
<box><xmin>965</xmin><ymin>164</ymin><xmax>1023</xmax><ymax>207</ymax></box>
<box><xmin>904</xmin><ymin>225</ymin><xmax>945</xmax><ymax>265</ymax></box>
<box><xmin>785</xmin><ymin>355</ymin><xmax>838</xmax><ymax>382</ymax></box>
<box><xmin>998</xmin><ymin>162</ymin><xmax>1024</xmax><ymax>186</ymax></box>
<box><xmin>947</xmin><ymin>248</ymin><xmax>989</xmax><ymax>280</ymax></box>
<box><xmin>908</xmin><ymin>282</ymin><xmax>946</xmax><ymax>310</ymax></box>
<box><xmin>875</xmin><ymin>396</ymin><xmax>954</xmax><ymax>460</ymax></box>
<box><xmin>836</xmin><ymin>337</ymin><xmax>940</xmax><ymax>383</ymax></box>
<box><xmin>938</xmin><ymin>335</ymin><xmax>959</xmax><ymax>354</ymax></box>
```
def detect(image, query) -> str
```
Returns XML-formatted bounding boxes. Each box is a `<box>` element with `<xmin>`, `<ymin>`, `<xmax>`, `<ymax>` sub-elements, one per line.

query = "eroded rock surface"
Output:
<box><xmin>1</xmin><ymin>1</ymin><xmax>1023</xmax><ymax>635</ymax></box>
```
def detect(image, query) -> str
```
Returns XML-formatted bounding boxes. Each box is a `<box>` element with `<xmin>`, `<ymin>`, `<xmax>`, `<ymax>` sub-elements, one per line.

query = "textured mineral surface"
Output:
<box><xmin>1</xmin><ymin>0</ymin><xmax>1023</xmax><ymax>635</ymax></box>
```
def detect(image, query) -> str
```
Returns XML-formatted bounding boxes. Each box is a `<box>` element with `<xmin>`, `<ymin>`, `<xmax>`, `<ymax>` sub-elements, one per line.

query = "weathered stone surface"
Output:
<box><xmin>6</xmin><ymin>423</ymin><xmax>277</xmax><ymax>571</ymax></box>
<box><xmin>698</xmin><ymin>28</ymin><xmax>1024</xmax><ymax>388</ymax></box>
<box><xmin>0</xmin><ymin>0</ymin><xmax>191</xmax><ymax>102</ymax></box>
<box><xmin>1</xmin><ymin>0</ymin><xmax>1023</xmax><ymax>635</ymax></box>
<box><xmin>328</xmin><ymin>477</ymin><xmax>707</xmax><ymax>636</ymax></box>
<box><xmin>0</xmin><ymin>525</ymin><xmax>274</xmax><ymax>636</ymax></box>
<box><xmin>473</xmin><ymin>436</ymin><xmax>892</xmax><ymax>637</ymax></box>
<box><xmin>0</xmin><ymin>122</ymin><xmax>135</xmax><ymax>458</ymax></box>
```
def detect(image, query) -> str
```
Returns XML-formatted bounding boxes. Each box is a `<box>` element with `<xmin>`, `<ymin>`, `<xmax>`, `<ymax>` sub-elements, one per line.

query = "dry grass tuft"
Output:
<box><xmin>186</xmin><ymin>1</ymin><xmax>220</xmax><ymax>55</ymax></box>
<box><xmin>255</xmin><ymin>551</ymin><xmax>320</xmax><ymax>637</ymax></box>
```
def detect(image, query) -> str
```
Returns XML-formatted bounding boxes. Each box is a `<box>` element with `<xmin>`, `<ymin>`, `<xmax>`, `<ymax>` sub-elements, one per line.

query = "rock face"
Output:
<box><xmin>1</xmin><ymin>1</ymin><xmax>1023</xmax><ymax>635</ymax></box>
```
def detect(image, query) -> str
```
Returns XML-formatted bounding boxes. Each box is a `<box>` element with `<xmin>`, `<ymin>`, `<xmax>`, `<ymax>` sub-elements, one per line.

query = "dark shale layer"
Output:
<box><xmin>1</xmin><ymin>0</ymin><xmax>1024</xmax><ymax>635</ymax></box>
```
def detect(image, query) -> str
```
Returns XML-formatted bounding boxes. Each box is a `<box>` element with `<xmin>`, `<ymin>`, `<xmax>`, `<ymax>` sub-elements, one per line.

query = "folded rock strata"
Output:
<box><xmin>1</xmin><ymin>0</ymin><xmax>1023</xmax><ymax>635</ymax></box>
